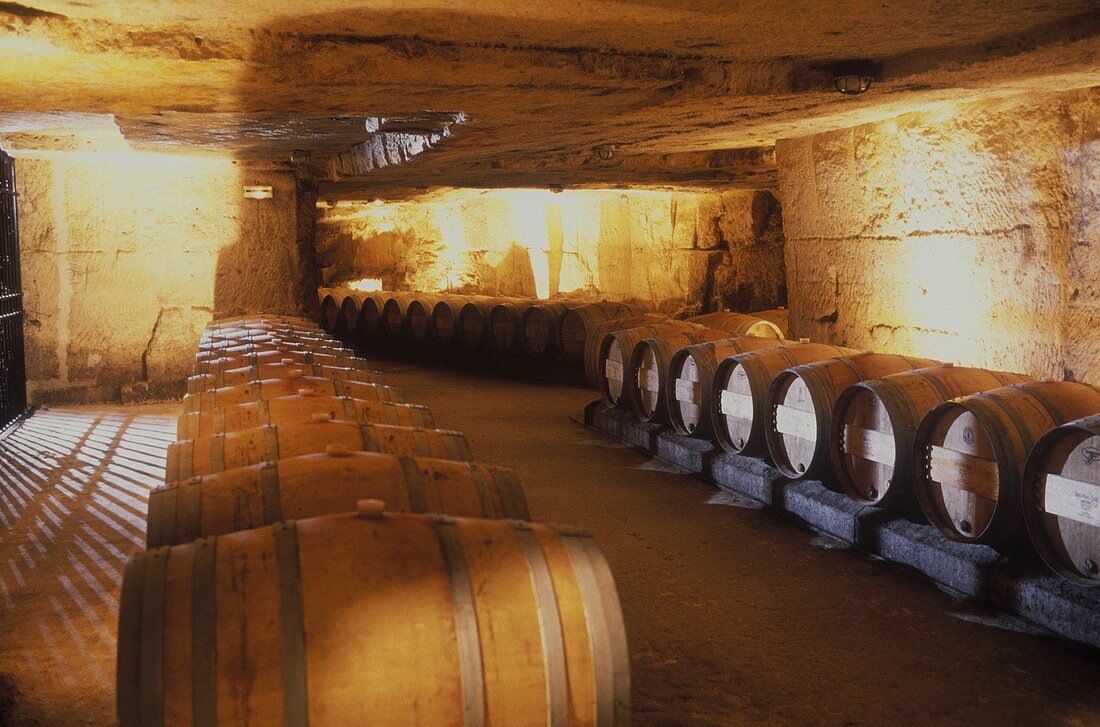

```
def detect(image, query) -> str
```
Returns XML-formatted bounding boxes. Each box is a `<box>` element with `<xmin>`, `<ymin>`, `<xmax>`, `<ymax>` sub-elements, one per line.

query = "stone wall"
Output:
<box><xmin>775</xmin><ymin>86</ymin><xmax>1100</xmax><ymax>383</ymax></box>
<box><xmin>316</xmin><ymin>188</ymin><xmax>786</xmax><ymax>316</ymax></box>
<box><xmin>16</xmin><ymin>151</ymin><xmax>308</xmax><ymax>403</ymax></box>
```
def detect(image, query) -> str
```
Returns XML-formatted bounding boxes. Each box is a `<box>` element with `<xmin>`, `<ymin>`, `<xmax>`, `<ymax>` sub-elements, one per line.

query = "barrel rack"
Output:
<box><xmin>586</xmin><ymin>401</ymin><xmax>1100</xmax><ymax>651</ymax></box>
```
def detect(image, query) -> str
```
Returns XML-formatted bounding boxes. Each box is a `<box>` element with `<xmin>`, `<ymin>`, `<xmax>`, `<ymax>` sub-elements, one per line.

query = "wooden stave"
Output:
<box><xmin>749</xmin><ymin>308</ymin><xmax>789</xmax><ymax>337</ymax></box>
<box><xmin>177</xmin><ymin>394</ymin><xmax>435</xmax><ymax>440</ymax></box>
<box><xmin>456</xmin><ymin>298</ymin><xmax>521</xmax><ymax>351</ymax></box>
<box><xmin>181</xmin><ymin>375</ymin><xmax>405</xmax><ymax>414</ymax></box>
<box><xmin>519</xmin><ymin>301</ymin><xmax>573</xmax><ymax>358</ymax></box>
<box><xmin>581</xmin><ymin>314</ymin><xmax>669</xmax><ymax>386</ymax></box>
<box><xmin>627</xmin><ymin>329</ymin><xmax>736</xmax><ymax>423</ymax></box>
<box><xmin>764</xmin><ymin>353</ymin><xmax>941</xmax><ymax>480</ymax></box>
<box><xmin>407</xmin><ymin>294</ymin><xmax>465</xmax><ymax>344</ymax></box>
<box><xmin>201</xmin><ymin>323</ymin><xmax>332</xmax><ymax>342</ymax></box>
<box><xmin>685</xmin><ymin>311</ymin><xmax>784</xmax><ymax>340</ymax></box>
<box><xmin>318</xmin><ymin>289</ymin><xmax>344</xmax><ymax>332</ymax></box>
<box><xmin>185</xmin><ymin>361</ymin><xmax>385</xmax><ymax>395</ymax></box>
<box><xmin>165</xmin><ymin>419</ymin><xmax>474</xmax><ymax>481</ymax></box>
<box><xmin>429</xmin><ymin>296</ymin><xmax>472</xmax><ymax>346</ymax></box>
<box><xmin>197</xmin><ymin>332</ymin><xmax>343</xmax><ymax>354</ymax></box>
<box><xmin>597</xmin><ymin>322</ymin><xmax>704</xmax><ymax>408</ymax></box>
<box><xmin>118</xmin><ymin>512</ymin><xmax>629</xmax><ymax>727</ymax></box>
<box><xmin>216</xmin><ymin>313</ymin><xmax>315</xmax><ymax>327</ymax></box>
<box><xmin>147</xmin><ymin>451</ymin><xmax>529</xmax><ymax>548</ymax></box>
<box><xmin>831</xmin><ymin>366</ymin><xmax>1034</xmax><ymax>510</ymax></box>
<box><xmin>666</xmin><ymin>337</ymin><xmax>790</xmax><ymax>438</ymax></box>
<box><xmin>193</xmin><ymin>349</ymin><xmax>372</xmax><ymax>375</ymax></box>
<box><xmin>913</xmin><ymin>381</ymin><xmax>1100</xmax><ymax>547</ymax></box>
<box><xmin>558</xmin><ymin>302</ymin><xmax>650</xmax><ymax>364</ymax></box>
<box><xmin>347</xmin><ymin>292</ymin><xmax>390</xmax><ymax>341</ymax></box>
<box><xmin>711</xmin><ymin>343</ymin><xmax>858</xmax><ymax>455</ymax></box>
<box><xmin>488</xmin><ymin>301</ymin><xmax>535</xmax><ymax>355</ymax></box>
<box><xmin>1021</xmin><ymin>414</ymin><xmax>1100</xmax><ymax>585</ymax></box>
<box><xmin>194</xmin><ymin>340</ymin><xmax>357</xmax><ymax>365</ymax></box>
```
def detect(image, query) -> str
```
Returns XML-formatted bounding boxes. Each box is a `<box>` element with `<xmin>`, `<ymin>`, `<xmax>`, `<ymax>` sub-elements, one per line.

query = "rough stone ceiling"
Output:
<box><xmin>0</xmin><ymin>1</ymin><xmax>1097</xmax><ymax>197</ymax></box>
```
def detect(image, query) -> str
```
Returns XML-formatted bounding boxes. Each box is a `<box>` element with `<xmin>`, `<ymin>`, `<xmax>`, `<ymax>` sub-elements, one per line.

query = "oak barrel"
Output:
<box><xmin>165</xmin><ymin>419</ymin><xmax>473</xmax><ymax>481</ymax></box>
<box><xmin>488</xmin><ymin>300</ymin><xmax>538</xmax><ymax>355</ymax></box>
<box><xmin>558</xmin><ymin>302</ymin><xmax>650</xmax><ymax>364</ymax></box>
<box><xmin>118</xmin><ymin>511</ymin><xmax>629</xmax><ymax>726</ymax></box>
<box><xmin>685</xmin><ymin>311</ymin><xmax>784</xmax><ymax>340</ymax></box>
<box><xmin>197</xmin><ymin>332</ymin><xmax>340</xmax><ymax>354</ymax></box>
<box><xmin>582</xmin><ymin>314</ymin><xmax>669</xmax><ymax>386</ymax></box>
<box><xmin>1022</xmin><ymin>414</ymin><xmax>1100</xmax><ymax>585</ymax></box>
<box><xmin>193</xmin><ymin>349</ymin><xmax>372</xmax><ymax>375</ymax></box>
<box><xmin>181</xmin><ymin>375</ymin><xmax>404</xmax><ymax>414</ymax></box>
<box><xmin>216</xmin><ymin>313</ymin><xmax>315</xmax><ymax>328</ymax></box>
<box><xmin>913</xmin><ymin>381</ymin><xmax>1100</xmax><ymax>547</ymax></box>
<box><xmin>666</xmin><ymin>337</ymin><xmax>789</xmax><ymax>438</ymax></box>
<box><xmin>319</xmin><ymin>289</ymin><xmax>350</xmax><ymax>333</ymax></box>
<box><xmin>147</xmin><ymin>451</ymin><xmax>528</xmax><ymax>547</ymax></box>
<box><xmin>201</xmin><ymin>324</ymin><xmax>332</xmax><ymax>344</ymax></box>
<box><xmin>204</xmin><ymin>320</ymin><xmax>323</xmax><ymax>337</ymax></box>
<box><xmin>597</xmin><ymin>322</ymin><xmax>704</xmax><ymax>408</ymax></box>
<box><xmin>750</xmin><ymin>308</ymin><xmax>789</xmax><ymax>337</ymax></box>
<box><xmin>457</xmin><ymin>297</ymin><xmax>522</xmax><ymax>351</ymax></box>
<box><xmin>407</xmin><ymin>294</ymin><xmax>464</xmax><ymax>344</ymax></box>
<box><xmin>711</xmin><ymin>342</ymin><xmax>857</xmax><ymax>456</ymax></box>
<box><xmin>381</xmin><ymin>292</ymin><xmax>419</xmax><ymax>339</ymax></box>
<box><xmin>627</xmin><ymin>329</ymin><xmax>738</xmax><ymax>423</ymax></box>
<box><xmin>764</xmin><ymin>352</ymin><xmax>940</xmax><ymax>480</ymax></box>
<box><xmin>430</xmin><ymin>296</ymin><xmax>473</xmax><ymax>346</ymax></box>
<box><xmin>186</xmin><ymin>361</ymin><xmax>384</xmax><ymax>395</ymax></box>
<box><xmin>520</xmin><ymin>301</ymin><xmax>575</xmax><ymax>358</ymax></box>
<box><xmin>832</xmin><ymin>365</ymin><xmax>1033</xmax><ymax>509</ymax></box>
<box><xmin>341</xmin><ymin>291</ymin><xmax>389</xmax><ymax>341</ymax></box>
<box><xmin>177</xmin><ymin>394</ymin><xmax>434</xmax><ymax>440</ymax></box>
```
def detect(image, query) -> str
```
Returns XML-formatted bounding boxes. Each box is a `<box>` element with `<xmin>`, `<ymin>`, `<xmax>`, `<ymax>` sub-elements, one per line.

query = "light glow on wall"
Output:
<box><xmin>348</xmin><ymin>277</ymin><xmax>384</xmax><ymax>292</ymax></box>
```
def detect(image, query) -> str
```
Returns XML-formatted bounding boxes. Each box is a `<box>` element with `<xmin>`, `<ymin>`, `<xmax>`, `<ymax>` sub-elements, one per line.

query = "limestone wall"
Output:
<box><xmin>775</xmin><ymin>86</ymin><xmax>1100</xmax><ymax>383</ymax></box>
<box><xmin>317</xmin><ymin>188</ymin><xmax>786</xmax><ymax>316</ymax></box>
<box><xmin>16</xmin><ymin>151</ymin><xmax>307</xmax><ymax>403</ymax></box>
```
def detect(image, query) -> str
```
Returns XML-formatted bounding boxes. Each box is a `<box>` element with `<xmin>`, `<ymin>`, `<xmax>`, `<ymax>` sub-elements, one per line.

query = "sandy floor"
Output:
<box><xmin>1</xmin><ymin>362</ymin><xmax>1099</xmax><ymax>725</ymax></box>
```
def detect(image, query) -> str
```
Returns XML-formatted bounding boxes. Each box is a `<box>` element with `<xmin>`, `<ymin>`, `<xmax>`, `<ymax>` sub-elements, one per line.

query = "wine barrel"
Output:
<box><xmin>558</xmin><ymin>302</ymin><xmax>651</xmax><ymax>364</ymax></box>
<box><xmin>165</xmin><ymin>419</ymin><xmax>473</xmax><ymax>481</ymax></box>
<box><xmin>148</xmin><ymin>451</ymin><xmax>528</xmax><ymax>547</ymax></box>
<box><xmin>751</xmin><ymin>308</ymin><xmax>789</xmax><ymax>337</ymax></box>
<box><xmin>666</xmin><ymin>337</ymin><xmax>789</xmax><ymax>438</ymax></box>
<box><xmin>186</xmin><ymin>361</ymin><xmax>384</xmax><ymax>395</ymax></box>
<box><xmin>429</xmin><ymin>296</ymin><xmax>472</xmax><ymax>346</ymax></box>
<box><xmin>832</xmin><ymin>365</ymin><xmax>1033</xmax><ymax>510</ymax></box>
<box><xmin>200</xmin><ymin>327</ymin><xmax>334</xmax><ymax>346</ymax></box>
<box><xmin>118</xmin><ymin>510</ymin><xmax>629</xmax><ymax>727</ymax></box>
<box><xmin>582</xmin><ymin>314</ymin><xmax>670</xmax><ymax>386</ymax></box>
<box><xmin>339</xmin><ymin>291</ymin><xmax>388</xmax><ymax>341</ymax></box>
<box><xmin>381</xmin><ymin>292</ymin><xmax>419</xmax><ymax>339</ymax></box>
<box><xmin>520</xmin><ymin>301</ymin><xmax>575</xmax><ymax>358</ymax></box>
<box><xmin>488</xmin><ymin>300</ymin><xmax>537</xmax><ymax>355</ymax></box>
<box><xmin>408</xmin><ymin>294</ymin><xmax>465</xmax><ymax>345</ymax></box>
<box><xmin>322</xmin><ymin>289</ymin><xmax>359</xmax><ymax>334</ymax></box>
<box><xmin>711</xmin><ymin>342</ymin><xmax>858</xmax><ymax>456</ymax></box>
<box><xmin>764</xmin><ymin>353</ymin><xmax>940</xmax><ymax>480</ymax></box>
<box><xmin>627</xmin><ymin>329</ymin><xmax>738</xmax><ymax>423</ymax></box>
<box><xmin>215</xmin><ymin>313</ymin><xmax>315</xmax><ymax>327</ymax></box>
<box><xmin>685</xmin><ymin>311</ymin><xmax>784</xmax><ymax>340</ymax></box>
<box><xmin>457</xmin><ymin>297</ymin><xmax>522</xmax><ymax>351</ymax></box>
<box><xmin>193</xmin><ymin>349</ymin><xmax>373</xmax><ymax>375</ymax></box>
<box><xmin>182</xmin><ymin>375</ymin><xmax>404</xmax><ymax>414</ymax></box>
<box><xmin>177</xmin><ymin>394</ymin><xmax>435</xmax><ymax>440</ymax></box>
<box><xmin>1022</xmin><ymin>414</ymin><xmax>1100</xmax><ymax>585</ymax></box>
<box><xmin>914</xmin><ymin>381</ymin><xmax>1100</xmax><ymax>547</ymax></box>
<box><xmin>598</xmin><ymin>322</ymin><xmax>704</xmax><ymax>408</ymax></box>
<box><xmin>205</xmin><ymin>319</ymin><xmax>321</xmax><ymax>335</ymax></box>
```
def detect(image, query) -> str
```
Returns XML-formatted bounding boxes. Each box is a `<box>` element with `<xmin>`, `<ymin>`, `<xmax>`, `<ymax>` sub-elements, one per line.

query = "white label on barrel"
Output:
<box><xmin>1043</xmin><ymin>473</ymin><xmax>1100</xmax><ymax>528</ymax></box>
<box><xmin>928</xmin><ymin>446</ymin><xmax>999</xmax><ymax>500</ymax></box>
<box><xmin>675</xmin><ymin>378</ymin><xmax>699</xmax><ymax>404</ymax></box>
<box><xmin>526</xmin><ymin>324</ymin><xmax>548</xmax><ymax>338</ymax></box>
<box><xmin>774</xmin><ymin>405</ymin><xmax>817</xmax><ymax>441</ymax></box>
<box><xmin>605</xmin><ymin>359</ymin><xmax>623</xmax><ymax>382</ymax></box>
<box><xmin>637</xmin><ymin>368</ymin><xmax>660</xmax><ymax>393</ymax></box>
<box><xmin>719</xmin><ymin>390</ymin><xmax>753</xmax><ymax>419</ymax></box>
<box><xmin>843</xmin><ymin>425</ymin><xmax>895</xmax><ymax>466</ymax></box>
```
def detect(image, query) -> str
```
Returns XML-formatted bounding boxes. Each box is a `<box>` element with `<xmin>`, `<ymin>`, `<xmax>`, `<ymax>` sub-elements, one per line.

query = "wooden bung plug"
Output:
<box><xmin>311</xmin><ymin>412</ymin><xmax>334</xmax><ymax>422</ymax></box>
<box><xmin>326</xmin><ymin>443</ymin><xmax>350</xmax><ymax>457</ymax></box>
<box><xmin>356</xmin><ymin>498</ymin><xmax>386</xmax><ymax>518</ymax></box>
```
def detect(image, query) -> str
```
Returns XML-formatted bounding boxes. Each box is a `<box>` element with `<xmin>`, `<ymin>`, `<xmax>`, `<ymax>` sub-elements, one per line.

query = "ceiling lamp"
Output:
<box><xmin>831</xmin><ymin>59</ymin><xmax>878</xmax><ymax>95</ymax></box>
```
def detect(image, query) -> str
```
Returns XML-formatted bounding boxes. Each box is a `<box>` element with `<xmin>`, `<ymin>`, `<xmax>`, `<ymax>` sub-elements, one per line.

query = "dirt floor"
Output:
<box><xmin>2</xmin><ymin>361</ymin><xmax>1100</xmax><ymax>725</ymax></box>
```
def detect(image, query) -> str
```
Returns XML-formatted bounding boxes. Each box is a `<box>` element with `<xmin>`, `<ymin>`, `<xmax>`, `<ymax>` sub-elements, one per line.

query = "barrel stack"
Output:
<box><xmin>118</xmin><ymin>312</ymin><xmax>630</xmax><ymax>725</ymax></box>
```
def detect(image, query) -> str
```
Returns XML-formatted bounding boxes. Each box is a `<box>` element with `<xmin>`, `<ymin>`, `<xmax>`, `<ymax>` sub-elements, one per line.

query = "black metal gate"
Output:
<box><xmin>0</xmin><ymin>149</ymin><xmax>27</xmax><ymax>432</ymax></box>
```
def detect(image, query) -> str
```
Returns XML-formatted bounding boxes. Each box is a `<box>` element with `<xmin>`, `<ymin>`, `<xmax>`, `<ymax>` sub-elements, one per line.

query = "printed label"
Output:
<box><xmin>674</xmin><ymin>378</ymin><xmax>699</xmax><ymax>404</ymax></box>
<box><xmin>719</xmin><ymin>390</ymin><xmax>753</xmax><ymax>419</ymax></box>
<box><xmin>1044</xmin><ymin>473</ymin><xmax>1100</xmax><ymax>528</ymax></box>
<box><xmin>637</xmin><ymin>369</ymin><xmax>660</xmax><ymax>393</ymax></box>
<box><xmin>605</xmin><ymin>359</ymin><xmax>623</xmax><ymax>382</ymax></box>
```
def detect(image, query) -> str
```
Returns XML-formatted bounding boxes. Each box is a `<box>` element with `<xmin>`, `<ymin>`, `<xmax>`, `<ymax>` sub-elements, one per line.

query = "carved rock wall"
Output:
<box><xmin>16</xmin><ymin>151</ymin><xmax>306</xmax><ymax>403</ymax></box>
<box><xmin>316</xmin><ymin>188</ymin><xmax>786</xmax><ymax>316</ymax></box>
<box><xmin>775</xmin><ymin>86</ymin><xmax>1100</xmax><ymax>383</ymax></box>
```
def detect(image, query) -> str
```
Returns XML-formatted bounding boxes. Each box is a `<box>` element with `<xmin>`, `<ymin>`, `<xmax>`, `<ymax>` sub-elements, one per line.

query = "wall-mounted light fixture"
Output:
<box><xmin>243</xmin><ymin>185</ymin><xmax>273</xmax><ymax>200</ymax></box>
<box><xmin>831</xmin><ymin>59</ymin><xmax>879</xmax><ymax>95</ymax></box>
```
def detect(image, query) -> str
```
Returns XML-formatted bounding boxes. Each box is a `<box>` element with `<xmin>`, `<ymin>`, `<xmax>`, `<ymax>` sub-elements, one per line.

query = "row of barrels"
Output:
<box><xmin>596</xmin><ymin>328</ymin><xmax>1100</xmax><ymax>587</ymax></box>
<box><xmin>317</xmin><ymin>287</ymin><xmax>789</xmax><ymax>378</ymax></box>
<box><xmin>118</xmin><ymin>313</ymin><xmax>630</xmax><ymax>725</ymax></box>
